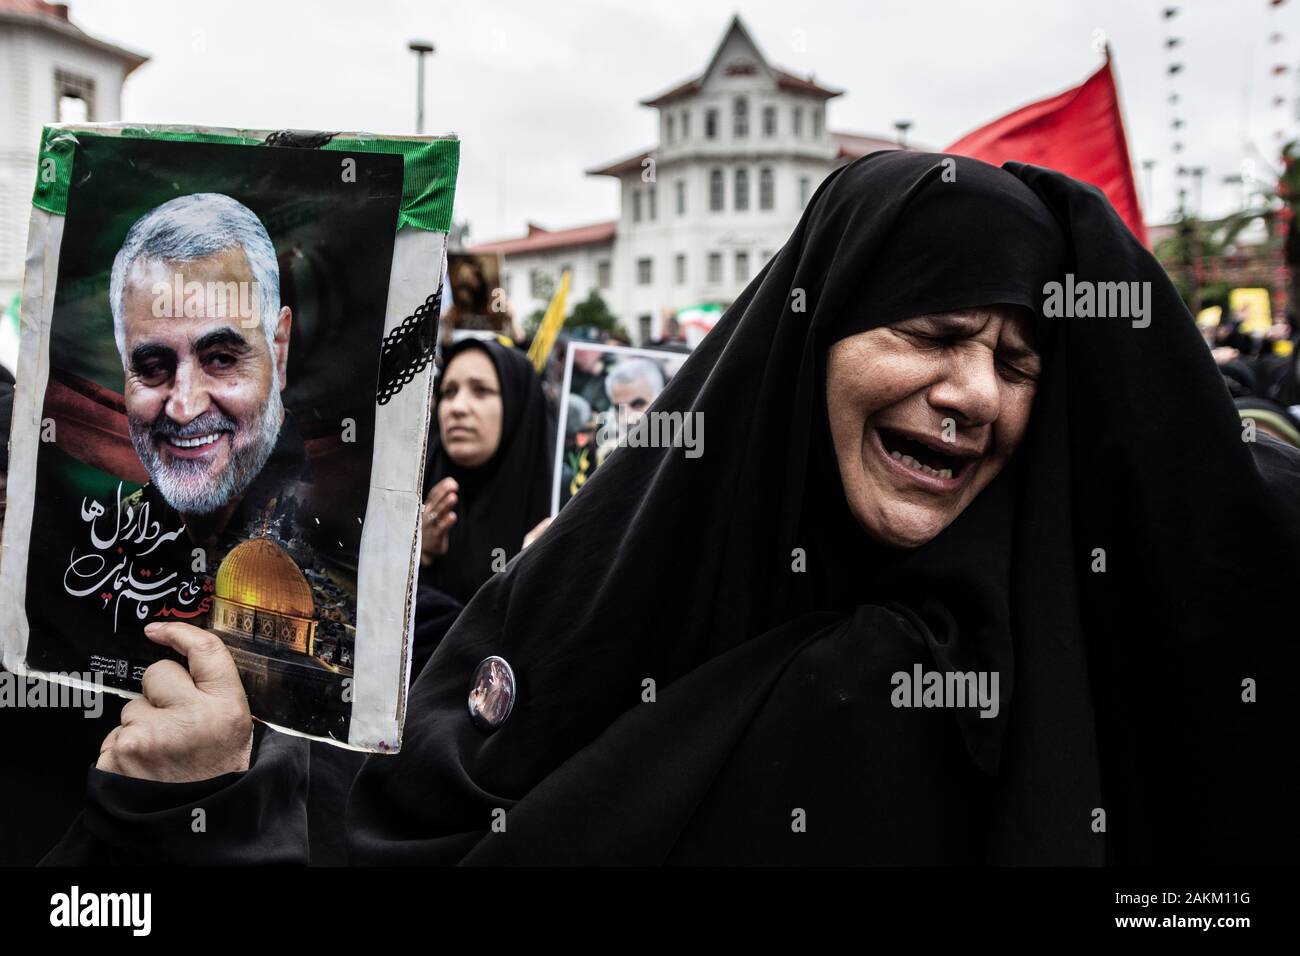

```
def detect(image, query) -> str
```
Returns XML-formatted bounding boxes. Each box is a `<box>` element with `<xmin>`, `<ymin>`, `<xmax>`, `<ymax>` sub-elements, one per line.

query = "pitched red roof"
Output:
<box><xmin>775</xmin><ymin>70</ymin><xmax>843</xmax><ymax>99</ymax></box>
<box><xmin>640</xmin><ymin>67</ymin><xmax>840</xmax><ymax>107</ymax></box>
<box><xmin>0</xmin><ymin>0</ymin><xmax>67</xmax><ymax>17</ymax></box>
<box><xmin>468</xmin><ymin>220</ymin><xmax>617</xmax><ymax>256</ymax></box>
<box><xmin>832</xmin><ymin>131</ymin><xmax>906</xmax><ymax>160</ymax></box>
<box><xmin>0</xmin><ymin>0</ymin><xmax>148</xmax><ymax>71</ymax></box>
<box><xmin>640</xmin><ymin>77</ymin><xmax>703</xmax><ymax>108</ymax></box>
<box><xmin>586</xmin><ymin>133</ymin><xmax>905</xmax><ymax>181</ymax></box>
<box><xmin>586</xmin><ymin>149</ymin><xmax>654</xmax><ymax>178</ymax></box>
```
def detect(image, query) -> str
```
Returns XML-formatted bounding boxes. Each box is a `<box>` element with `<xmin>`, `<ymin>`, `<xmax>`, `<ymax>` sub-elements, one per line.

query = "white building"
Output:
<box><xmin>0</xmin><ymin>0</ymin><xmax>147</xmax><ymax>369</ymax></box>
<box><xmin>471</xmin><ymin>15</ymin><xmax>900</xmax><ymax>344</ymax></box>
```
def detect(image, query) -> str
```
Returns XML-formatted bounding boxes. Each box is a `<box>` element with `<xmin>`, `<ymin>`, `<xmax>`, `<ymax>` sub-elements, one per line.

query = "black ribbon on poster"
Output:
<box><xmin>261</xmin><ymin>129</ymin><xmax>339</xmax><ymax>149</ymax></box>
<box><xmin>376</xmin><ymin>288</ymin><xmax>441</xmax><ymax>405</ymax></box>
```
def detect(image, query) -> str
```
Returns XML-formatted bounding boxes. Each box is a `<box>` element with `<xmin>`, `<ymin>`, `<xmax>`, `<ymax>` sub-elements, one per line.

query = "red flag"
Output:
<box><xmin>946</xmin><ymin>57</ymin><xmax>1147</xmax><ymax>245</ymax></box>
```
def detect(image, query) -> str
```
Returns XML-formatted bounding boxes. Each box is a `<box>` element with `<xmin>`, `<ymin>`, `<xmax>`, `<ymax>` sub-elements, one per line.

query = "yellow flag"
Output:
<box><xmin>528</xmin><ymin>270</ymin><xmax>571</xmax><ymax>373</ymax></box>
<box><xmin>1229</xmin><ymin>288</ymin><xmax>1272</xmax><ymax>335</ymax></box>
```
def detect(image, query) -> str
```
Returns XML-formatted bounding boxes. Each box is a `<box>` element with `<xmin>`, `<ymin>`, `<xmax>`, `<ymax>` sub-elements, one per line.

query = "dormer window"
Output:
<box><xmin>734</xmin><ymin>97</ymin><xmax>749</xmax><ymax>138</ymax></box>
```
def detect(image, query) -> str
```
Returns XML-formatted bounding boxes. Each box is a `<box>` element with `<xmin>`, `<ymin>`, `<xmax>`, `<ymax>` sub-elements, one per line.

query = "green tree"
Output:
<box><xmin>1154</xmin><ymin>205</ymin><xmax>1276</xmax><ymax>311</ymax></box>
<box><xmin>566</xmin><ymin>288</ymin><xmax>626</xmax><ymax>338</ymax></box>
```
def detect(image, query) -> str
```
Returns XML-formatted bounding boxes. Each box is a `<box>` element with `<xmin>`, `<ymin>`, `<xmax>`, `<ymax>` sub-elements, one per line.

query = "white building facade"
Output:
<box><xmin>0</xmin><ymin>0</ymin><xmax>146</xmax><ymax>370</ymax></box>
<box><xmin>472</xmin><ymin>16</ymin><xmax>899</xmax><ymax>344</ymax></box>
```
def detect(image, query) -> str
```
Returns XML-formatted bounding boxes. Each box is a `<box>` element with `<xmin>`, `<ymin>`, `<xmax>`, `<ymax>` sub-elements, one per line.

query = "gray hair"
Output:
<box><xmin>108</xmin><ymin>193</ymin><xmax>281</xmax><ymax>362</ymax></box>
<box><xmin>604</xmin><ymin>357</ymin><xmax>664</xmax><ymax>401</ymax></box>
<box><xmin>566</xmin><ymin>393</ymin><xmax>592</xmax><ymax>433</ymax></box>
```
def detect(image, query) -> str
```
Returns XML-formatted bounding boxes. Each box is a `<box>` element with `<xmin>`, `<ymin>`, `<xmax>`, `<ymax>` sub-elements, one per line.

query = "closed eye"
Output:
<box><xmin>897</xmin><ymin>329</ymin><xmax>948</xmax><ymax>349</ymax></box>
<box><xmin>996</xmin><ymin>357</ymin><xmax>1039</xmax><ymax>382</ymax></box>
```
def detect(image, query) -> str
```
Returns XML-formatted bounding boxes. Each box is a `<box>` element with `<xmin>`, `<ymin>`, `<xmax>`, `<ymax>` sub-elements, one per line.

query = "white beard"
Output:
<box><xmin>130</xmin><ymin>382</ymin><xmax>284</xmax><ymax>517</ymax></box>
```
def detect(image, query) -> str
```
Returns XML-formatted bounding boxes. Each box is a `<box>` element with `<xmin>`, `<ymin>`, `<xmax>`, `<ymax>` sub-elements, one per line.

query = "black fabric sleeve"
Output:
<box><xmin>39</xmin><ymin>723</ymin><xmax>310</xmax><ymax>867</ymax></box>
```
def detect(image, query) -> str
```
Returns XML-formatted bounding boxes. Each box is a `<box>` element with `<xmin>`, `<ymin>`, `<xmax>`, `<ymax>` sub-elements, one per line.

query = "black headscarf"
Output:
<box><xmin>349</xmin><ymin>151</ymin><xmax>1300</xmax><ymax>865</ymax></box>
<box><xmin>422</xmin><ymin>338</ymin><xmax>553</xmax><ymax>605</ymax></box>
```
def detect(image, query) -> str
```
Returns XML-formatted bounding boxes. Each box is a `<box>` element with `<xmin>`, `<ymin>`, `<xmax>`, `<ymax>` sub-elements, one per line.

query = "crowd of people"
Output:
<box><xmin>1206</xmin><ymin>307</ymin><xmax>1300</xmax><ymax>448</ymax></box>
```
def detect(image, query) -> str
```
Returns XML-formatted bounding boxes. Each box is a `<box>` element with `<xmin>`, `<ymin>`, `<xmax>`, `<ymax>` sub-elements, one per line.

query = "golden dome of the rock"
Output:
<box><xmin>214</xmin><ymin>538</ymin><xmax>314</xmax><ymax>619</ymax></box>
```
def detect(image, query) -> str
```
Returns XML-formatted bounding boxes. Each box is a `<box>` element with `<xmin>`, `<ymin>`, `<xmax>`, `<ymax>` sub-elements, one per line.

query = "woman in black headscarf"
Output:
<box><xmin>420</xmin><ymin>337</ymin><xmax>554</xmax><ymax>607</ymax></box>
<box><xmin>44</xmin><ymin>151</ymin><xmax>1300</xmax><ymax>866</ymax></box>
<box><xmin>344</xmin><ymin>151</ymin><xmax>1300</xmax><ymax>865</ymax></box>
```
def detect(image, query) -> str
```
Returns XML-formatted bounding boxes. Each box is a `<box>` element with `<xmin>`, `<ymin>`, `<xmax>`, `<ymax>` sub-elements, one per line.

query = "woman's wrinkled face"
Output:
<box><xmin>827</xmin><ymin>305</ymin><xmax>1041</xmax><ymax>549</ymax></box>
<box><xmin>438</xmin><ymin>349</ymin><xmax>503</xmax><ymax>468</ymax></box>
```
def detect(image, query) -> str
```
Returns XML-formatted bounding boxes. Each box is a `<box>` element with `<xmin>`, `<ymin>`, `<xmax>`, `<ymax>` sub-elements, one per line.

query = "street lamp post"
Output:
<box><xmin>409</xmin><ymin>40</ymin><xmax>435</xmax><ymax>134</ymax></box>
<box><xmin>1190</xmin><ymin>166</ymin><xmax>1205</xmax><ymax>214</ymax></box>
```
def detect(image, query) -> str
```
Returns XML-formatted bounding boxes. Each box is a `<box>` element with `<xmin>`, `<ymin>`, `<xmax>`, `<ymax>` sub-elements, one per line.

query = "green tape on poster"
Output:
<box><xmin>32</xmin><ymin>126</ymin><xmax>459</xmax><ymax>233</ymax></box>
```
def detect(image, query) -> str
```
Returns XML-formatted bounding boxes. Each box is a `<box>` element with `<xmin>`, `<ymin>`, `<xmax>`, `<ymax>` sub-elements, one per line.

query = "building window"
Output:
<box><xmin>638</xmin><ymin>314</ymin><xmax>653</xmax><ymax>342</ymax></box>
<box><xmin>54</xmin><ymin>69</ymin><xmax>95</xmax><ymax>122</ymax></box>
<box><xmin>648</xmin><ymin>185</ymin><xmax>657</xmax><ymax>221</ymax></box>
<box><xmin>759</xmin><ymin>167</ymin><xmax>774</xmax><ymax>210</ymax></box>
<box><xmin>666</xmin><ymin>114</ymin><xmax>675</xmax><ymax>143</ymax></box>
<box><xmin>504</xmin><ymin>272</ymin><xmax>513</xmax><ymax>297</ymax></box>
<box><xmin>675</xmin><ymin>253</ymin><xmax>687</xmax><ymax>285</ymax></box>
<box><xmin>709</xmin><ymin>168</ymin><xmax>725</xmax><ymax>211</ymax></box>
<box><xmin>632</xmin><ymin>189</ymin><xmax>642</xmax><ymax>223</ymax></box>
<box><xmin>682</xmin><ymin>109</ymin><xmax>691</xmax><ymax>139</ymax></box>
<box><xmin>812</xmin><ymin>107</ymin><xmax>823</xmax><ymax>138</ymax></box>
<box><xmin>735</xmin><ymin>251</ymin><xmax>750</xmax><ymax>282</ymax></box>
<box><xmin>637</xmin><ymin>257</ymin><xmax>653</xmax><ymax>285</ymax></box>
<box><xmin>793</xmin><ymin>106</ymin><xmax>804</xmax><ymax>137</ymax></box>
<box><xmin>597</xmin><ymin>260</ymin><xmax>611</xmax><ymax>289</ymax></box>
<box><xmin>763</xmin><ymin>105</ymin><xmax>777</xmax><ymax>137</ymax></box>
<box><xmin>530</xmin><ymin>269</ymin><xmax>548</xmax><ymax>299</ymax></box>
<box><xmin>734</xmin><ymin>167</ymin><xmax>749</xmax><ymax>212</ymax></box>
<box><xmin>734</xmin><ymin>96</ymin><xmax>749</xmax><ymax>138</ymax></box>
<box><xmin>799</xmin><ymin>176</ymin><xmax>812</xmax><ymax>208</ymax></box>
<box><xmin>761</xmin><ymin>250</ymin><xmax>775</xmax><ymax>265</ymax></box>
<box><xmin>708</xmin><ymin>252</ymin><xmax>723</xmax><ymax>284</ymax></box>
<box><xmin>675</xmin><ymin>179</ymin><xmax>686</xmax><ymax>215</ymax></box>
<box><xmin>705</xmin><ymin>108</ymin><xmax>719</xmax><ymax>139</ymax></box>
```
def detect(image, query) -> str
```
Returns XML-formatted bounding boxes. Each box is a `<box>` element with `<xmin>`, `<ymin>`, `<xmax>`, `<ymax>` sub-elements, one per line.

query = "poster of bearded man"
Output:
<box><xmin>0</xmin><ymin>124</ymin><xmax>460</xmax><ymax>750</ymax></box>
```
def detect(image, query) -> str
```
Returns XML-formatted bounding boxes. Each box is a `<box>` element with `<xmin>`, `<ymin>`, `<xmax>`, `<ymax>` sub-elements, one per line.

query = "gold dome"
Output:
<box><xmin>215</xmin><ymin>538</ymin><xmax>314</xmax><ymax>619</ymax></box>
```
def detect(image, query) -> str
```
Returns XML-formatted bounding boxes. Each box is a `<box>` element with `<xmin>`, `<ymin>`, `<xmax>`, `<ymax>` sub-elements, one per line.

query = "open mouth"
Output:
<box><xmin>161</xmin><ymin>431</ymin><xmax>231</xmax><ymax>460</ymax></box>
<box><xmin>168</xmin><ymin>433</ymin><xmax>223</xmax><ymax>449</ymax></box>
<box><xmin>875</xmin><ymin>427</ymin><xmax>972</xmax><ymax>481</ymax></box>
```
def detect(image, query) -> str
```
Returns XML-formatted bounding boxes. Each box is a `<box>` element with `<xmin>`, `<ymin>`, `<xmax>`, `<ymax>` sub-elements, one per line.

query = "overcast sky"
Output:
<box><xmin>69</xmin><ymin>0</ymin><xmax>1300</xmax><ymax>239</ymax></box>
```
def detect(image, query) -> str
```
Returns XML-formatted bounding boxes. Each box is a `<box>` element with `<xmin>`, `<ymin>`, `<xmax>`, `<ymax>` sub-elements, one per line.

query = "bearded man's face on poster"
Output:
<box><xmin>112</xmin><ymin>194</ymin><xmax>291</xmax><ymax>517</ymax></box>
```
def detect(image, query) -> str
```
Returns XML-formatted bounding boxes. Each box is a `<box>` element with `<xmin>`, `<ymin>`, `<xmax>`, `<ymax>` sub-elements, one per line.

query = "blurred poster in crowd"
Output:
<box><xmin>1229</xmin><ymin>287</ymin><xmax>1272</xmax><ymax>335</ymax></box>
<box><xmin>443</xmin><ymin>251</ymin><xmax>516</xmax><ymax>344</ymax></box>
<box><xmin>0</xmin><ymin>124</ymin><xmax>460</xmax><ymax>751</ymax></box>
<box><xmin>551</xmin><ymin>342</ymin><xmax>687</xmax><ymax>513</ymax></box>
